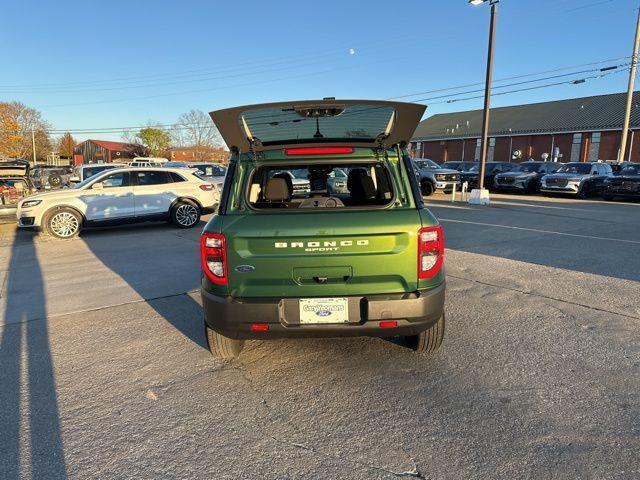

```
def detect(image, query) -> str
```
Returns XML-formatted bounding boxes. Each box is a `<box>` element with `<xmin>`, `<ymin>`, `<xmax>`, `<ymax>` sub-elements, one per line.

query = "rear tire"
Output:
<box><xmin>205</xmin><ymin>324</ymin><xmax>245</xmax><ymax>359</ymax></box>
<box><xmin>171</xmin><ymin>201</ymin><xmax>201</xmax><ymax>228</ymax></box>
<box><xmin>404</xmin><ymin>313</ymin><xmax>445</xmax><ymax>354</ymax></box>
<box><xmin>421</xmin><ymin>181</ymin><xmax>434</xmax><ymax>197</ymax></box>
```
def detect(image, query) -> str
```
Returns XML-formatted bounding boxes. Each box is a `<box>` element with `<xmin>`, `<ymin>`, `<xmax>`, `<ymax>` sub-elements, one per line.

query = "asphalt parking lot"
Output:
<box><xmin>1</xmin><ymin>193</ymin><xmax>639</xmax><ymax>479</ymax></box>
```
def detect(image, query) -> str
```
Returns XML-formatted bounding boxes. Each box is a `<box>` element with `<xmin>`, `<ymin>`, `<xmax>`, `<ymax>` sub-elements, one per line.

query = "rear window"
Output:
<box><xmin>245</xmin><ymin>161</ymin><xmax>397</xmax><ymax>211</ymax></box>
<box><xmin>239</xmin><ymin>104</ymin><xmax>395</xmax><ymax>146</ymax></box>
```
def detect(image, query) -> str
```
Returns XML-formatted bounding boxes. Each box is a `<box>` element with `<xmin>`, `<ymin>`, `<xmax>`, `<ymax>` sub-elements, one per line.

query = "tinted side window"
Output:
<box><xmin>135</xmin><ymin>171</ymin><xmax>170</xmax><ymax>186</ymax></box>
<box><xmin>169</xmin><ymin>172</ymin><xmax>187</xmax><ymax>183</ymax></box>
<box><xmin>101</xmin><ymin>172</ymin><xmax>129</xmax><ymax>188</ymax></box>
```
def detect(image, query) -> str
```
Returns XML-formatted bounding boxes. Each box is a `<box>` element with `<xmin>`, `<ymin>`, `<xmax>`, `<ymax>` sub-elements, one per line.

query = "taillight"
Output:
<box><xmin>201</xmin><ymin>233</ymin><xmax>227</xmax><ymax>285</ymax></box>
<box><xmin>418</xmin><ymin>226</ymin><xmax>444</xmax><ymax>279</ymax></box>
<box><xmin>199</xmin><ymin>184</ymin><xmax>214</xmax><ymax>191</ymax></box>
<box><xmin>284</xmin><ymin>146</ymin><xmax>354</xmax><ymax>156</ymax></box>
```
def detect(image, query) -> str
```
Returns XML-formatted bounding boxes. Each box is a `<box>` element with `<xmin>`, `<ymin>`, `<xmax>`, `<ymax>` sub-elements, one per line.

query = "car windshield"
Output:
<box><xmin>620</xmin><ymin>165</ymin><xmax>640</xmax><ymax>175</ymax></box>
<box><xmin>414</xmin><ymin>159</ymin><xmax>440</xmax><ymax>169</ymax></box>
<box><xmin>468</xmin><ymin>164</ymin><xmax>482</xmax><ymax>173</ymax></box>
<box><xmin>75</xmin><ymin>173</ymin><xmax>107</xmax><ymax>189</ymax></box>
<box><xmin>516</xmin><ymin>163</ymin><xmax>543</xmax><ymax>173</ymax></box>
<box><xmin>246</xmin><ymin>161</ymin><xmax>400</xmax><ymax>210</ymax></box>
<box><xmin>83</xmin><ymin>165</ymin><xmax>113</xmax><ymax>178</ymax></box>
<box><xmin>557</xmin><ymin>163</ymin><xmax>591</xmax><ymax>174</ymax></box>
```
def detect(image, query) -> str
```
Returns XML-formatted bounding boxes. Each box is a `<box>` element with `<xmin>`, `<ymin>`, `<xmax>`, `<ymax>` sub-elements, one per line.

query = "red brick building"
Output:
<box><xmin>166</xmin><ymin>146</ymin><xmax>229</xmax><ymax>163</ymax></box>
<box><xmin>410</xmin><ymin>92</ymin><xmax>640</xmax><ymax>164</ymax></box>
<box><xmin>73</xmin><ymin>140</ymin><xmax>147</xmax><ymax>165</ymax></box>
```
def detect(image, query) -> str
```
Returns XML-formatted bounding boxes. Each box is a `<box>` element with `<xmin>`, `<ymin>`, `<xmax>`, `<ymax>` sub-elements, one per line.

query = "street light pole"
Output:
<box><xmin>468</xmin><ymin>0</ymin><xmax>499</xmax><ymax>204</ymax></box>
<box><xmin>478</xmin><ymin>0</ymin><xmax>498</xmax><ymax>190</ymax></box>
<box><xmin>618</xmin><ymin>6</ymin><xmax>640</xmax><ymax>164</ymax></box>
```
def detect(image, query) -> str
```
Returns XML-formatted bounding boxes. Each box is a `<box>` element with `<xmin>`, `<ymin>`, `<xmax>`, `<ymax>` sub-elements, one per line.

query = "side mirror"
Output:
<box><xmin>91</xmin><ymin>182</ymin><xmax>104</xmax><ymax>190</ymax></box>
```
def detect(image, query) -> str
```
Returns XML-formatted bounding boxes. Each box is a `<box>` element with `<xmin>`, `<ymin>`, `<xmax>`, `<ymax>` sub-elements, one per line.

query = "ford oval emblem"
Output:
<box><xmin>235</xmin><ymin>265</ymin><xmax>255</xmax><ymax>273</ymax></box>
<box><xmin>316</xmin><ymin>310</ymin><xmax>332</xmax><ymax>317</ymax></box>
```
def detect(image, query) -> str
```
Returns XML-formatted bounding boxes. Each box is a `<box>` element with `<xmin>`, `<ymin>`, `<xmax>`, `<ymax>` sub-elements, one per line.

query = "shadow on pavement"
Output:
<box><xmin>425</xmin><ymin>195</ymin><xmax>640</xmax><ymax>282</ymax></box>
<box><xmin>0</xmin><ymin>232</ymin><xmax>68</xmax><ymax>479</ymax></box>
<box><xmin>81</xmin><ymin>221</ymin><xmax>208</xmax><ymax>350</ymax></box>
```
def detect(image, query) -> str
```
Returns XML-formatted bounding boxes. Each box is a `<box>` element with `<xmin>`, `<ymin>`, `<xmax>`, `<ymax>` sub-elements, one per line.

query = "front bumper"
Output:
<box><xmin>202</xmin><ymin>282</ymin><xmax>445</xmax><ymax>339</ymax></box>
<box><xmin>435</xmin><ymin>181</ymin><xmax>461</xmax><ymax>190</ymax></box>
<box><xmin>17</xmin><ymin>208</ymin><xmax>41</xmax><ymax>227</ymax></box>
<box><xmin>541</xmin><ymin>184</ymin><xmax>580</xmax><ymax>194</ymax></box>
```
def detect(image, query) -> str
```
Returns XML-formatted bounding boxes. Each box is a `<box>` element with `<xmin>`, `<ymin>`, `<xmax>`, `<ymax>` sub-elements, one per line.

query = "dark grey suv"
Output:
<box><xmin>494</xmin><ymin>161</ymin><xmax>562</xmax><ymax>194</ymax></box>
<box><xmin>540</xmin><ymin>162</ymin><xmax>613</xmax><ymax>198</ymax></box>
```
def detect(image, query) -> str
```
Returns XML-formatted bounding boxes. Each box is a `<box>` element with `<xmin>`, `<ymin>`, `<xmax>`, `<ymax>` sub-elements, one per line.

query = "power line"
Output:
<box><xmin>424</xmin><ymin>67</ymin><xmax>629</xmax><ymax>105</ymax></box>
<box><xmin>386</xmin><ymin>56</ymin><xmax>629</xmax><ymax>100</ymax></box>
<box><xmin>49</xmin><ymin>67</ymin><xmax>629</xmax><ymax>135</ymax></box>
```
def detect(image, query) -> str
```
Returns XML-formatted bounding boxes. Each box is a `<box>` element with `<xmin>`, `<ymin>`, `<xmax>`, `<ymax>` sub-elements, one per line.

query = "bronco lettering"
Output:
<box><xmin>274</xmin><ymin>240</ymin><xmax>369</xmax><ymax>249</ymax></box>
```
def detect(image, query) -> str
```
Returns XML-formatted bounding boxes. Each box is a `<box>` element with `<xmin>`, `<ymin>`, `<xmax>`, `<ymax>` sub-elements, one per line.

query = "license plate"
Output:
<box><xmin>299</xmin><ymin>298</ymin><xmax>349</xmax><ymax>324</ymax></box>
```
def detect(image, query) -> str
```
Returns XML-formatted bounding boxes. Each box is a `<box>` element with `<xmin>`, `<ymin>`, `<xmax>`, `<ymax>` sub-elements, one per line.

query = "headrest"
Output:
<box><xmin>348</xmin><ymin>169</ymin><xmax>376</xmax><ymax>200</ymax></box>
<box><xmin>264</xmin><ymin>177</ymin><xmax>290</xmax><ymax>202</ymax></box>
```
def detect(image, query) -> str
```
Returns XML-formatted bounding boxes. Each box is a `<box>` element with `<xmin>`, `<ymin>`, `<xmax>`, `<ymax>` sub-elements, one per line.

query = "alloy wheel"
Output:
<box><xmin>175</xmin><ymin>204</ymin><xmax>199</xmax><ymax>226</ymax></box>
<box><xmin>50</xmin><ymin>211</ymin><xmax>79</xmax><ymax>238</ymax></box>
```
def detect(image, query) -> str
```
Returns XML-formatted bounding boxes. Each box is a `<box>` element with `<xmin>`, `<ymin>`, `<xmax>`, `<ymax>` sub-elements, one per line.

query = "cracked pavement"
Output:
<box><xmin>0</xmin><ymin>193</ymin><xmax>639</xmax><ymax>479</ymax></box>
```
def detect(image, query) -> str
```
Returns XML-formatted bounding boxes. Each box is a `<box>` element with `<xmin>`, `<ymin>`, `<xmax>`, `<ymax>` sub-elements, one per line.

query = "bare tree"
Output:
<box><xmin>0</xmin><ymin>101</ymin><xmax>51</xmax><ymax>160</ymax></box>
<box><xmin>172</xmin><ymin>109</ymin><xmax>223</xmax><ymax>160</ymax></box>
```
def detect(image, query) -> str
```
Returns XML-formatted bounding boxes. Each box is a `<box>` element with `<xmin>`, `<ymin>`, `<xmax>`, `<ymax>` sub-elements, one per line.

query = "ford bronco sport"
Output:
<box><xmin>201</xmin><ymin>100</ymin><xmax>445</xmax><ymax>358</ymax></box>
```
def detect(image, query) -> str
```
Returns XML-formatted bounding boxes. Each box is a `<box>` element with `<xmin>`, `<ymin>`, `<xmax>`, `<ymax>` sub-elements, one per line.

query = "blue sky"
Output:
<box><xmin>1</xmin><ymin>0</ymin><xmax>637</xmax><ymax>141</ymax></box>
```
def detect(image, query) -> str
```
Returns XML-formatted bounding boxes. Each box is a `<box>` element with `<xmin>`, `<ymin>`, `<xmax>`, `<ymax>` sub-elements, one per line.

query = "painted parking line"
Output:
<box><xmin>439</xmin><ymin>218</ymin><xmax>640</xmax><ymax>245</ymax></box>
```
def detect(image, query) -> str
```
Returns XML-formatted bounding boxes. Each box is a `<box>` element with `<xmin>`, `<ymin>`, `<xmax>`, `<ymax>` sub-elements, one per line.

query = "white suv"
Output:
<box><xmin>16</xmin><ymin>167</ymin><xmax>220</xmax><ymax>238</ymax></box>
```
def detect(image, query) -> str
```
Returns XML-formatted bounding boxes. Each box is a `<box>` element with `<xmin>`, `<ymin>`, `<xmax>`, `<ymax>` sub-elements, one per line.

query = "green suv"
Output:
<box><xmin>201</xmin><ymin>100</ymin><xmax>445</xmax><ymax>358</ymax></box>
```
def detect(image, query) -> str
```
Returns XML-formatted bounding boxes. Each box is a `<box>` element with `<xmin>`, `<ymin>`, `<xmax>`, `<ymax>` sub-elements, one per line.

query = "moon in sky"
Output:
<box><xmin>349</xmin><ymin>48</ymin><xmax>356</xmax><ymax>55</ymax></box>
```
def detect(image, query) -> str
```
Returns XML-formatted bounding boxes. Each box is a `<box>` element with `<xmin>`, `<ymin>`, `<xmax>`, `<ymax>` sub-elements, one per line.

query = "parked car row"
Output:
<box><xmin>411</xmin><ymin>157</ymin><xmax>640</xmax><ymax>201</ymax></box>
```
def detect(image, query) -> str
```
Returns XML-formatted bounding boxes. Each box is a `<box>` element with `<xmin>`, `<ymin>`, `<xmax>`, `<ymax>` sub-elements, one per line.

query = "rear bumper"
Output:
<box><xmin>0</xmin><ymin>205</ymin><xmax>18</xmax><ymax>218</ymax></box>
<box><xmin>202</xmin><ymin>282</ymin><xmax>445</xmax><ymax>339</ymax></box>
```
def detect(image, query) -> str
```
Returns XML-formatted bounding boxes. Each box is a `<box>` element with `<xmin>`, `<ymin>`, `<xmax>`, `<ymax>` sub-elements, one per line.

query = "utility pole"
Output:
<box><xmin>31</xmin><ymin>127</ymin><xmax>37</xmax><ymax>166</ymax></box>
<box><xmin>618</xmin><ymin>7</ymin><xmax>640</xmax><ymax>164</ymax></box>
<box><xmin>478</xmin><ymin>0</ymin><xmax>498</xmax><ymax>190</ymax></box>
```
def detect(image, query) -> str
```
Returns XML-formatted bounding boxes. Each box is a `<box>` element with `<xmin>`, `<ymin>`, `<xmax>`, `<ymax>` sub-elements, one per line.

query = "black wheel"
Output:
<box><xmin>45</xmin><ymin>207</ymin><xmax>82</xmax><ymax>239</ymax></box>
<box><xmin>421</xmin><ymin>181</ymin><xmax>434</xmax><ymax>197</ymax></box>
<box><xmin>205</xmin><ymin>324</ymin><xmax>244</xmax><ymax>359</ymax></box>
<box><xmin>525</xmin><ymin>180</ymin><xmax>538</xmax><ymax>194</ymax></box>
<box><xmin>48</xmin><ymin>174</ymin><xmax>62</xmax><ymax>188</ymax></box>
<box><xmin>578</xmin><ymin>183</ymin><xmax>590</xmax><ymax>199</ymax></box>
<box><xmin>404</xmin><ymin>313</ymin><xmax>445</xmax><ymax>354</ymax></box>
<box><xmin>171</xmin><ymin>201</ymin><xmax>201</xmax><ymax>228</ymax></box>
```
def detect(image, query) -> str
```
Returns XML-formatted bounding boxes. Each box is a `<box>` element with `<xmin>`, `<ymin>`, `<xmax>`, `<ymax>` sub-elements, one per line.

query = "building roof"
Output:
<box><xmin>80</xmin><ymin>139</ymin><xmax>142</xmax><ymax>151</ymax></box>
<box><xmin>412</xmin><ymin>91</ymin><xmax>640</xmax><ymax>141</ymax></box>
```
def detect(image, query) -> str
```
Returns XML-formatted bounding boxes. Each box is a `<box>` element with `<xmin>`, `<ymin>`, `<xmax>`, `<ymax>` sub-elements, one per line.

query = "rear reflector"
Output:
<box><xmin>379</xmin><ymin>320</ymin><xmax>398</xmax><ymax>328</ymax></box>
<box><xmin>199</xmin><ymin>184</ymin><xmax>214</xmax><ymax>191</ymax></box>
<box><xmin>284</xmin><ymin>146</ymin><xmax>354</xmax><ymax>156</ymax></box>
<box><xmin>250</xmin><ymin>324</ymin><xmax>269</xmax><ymax>331</ymax></box>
